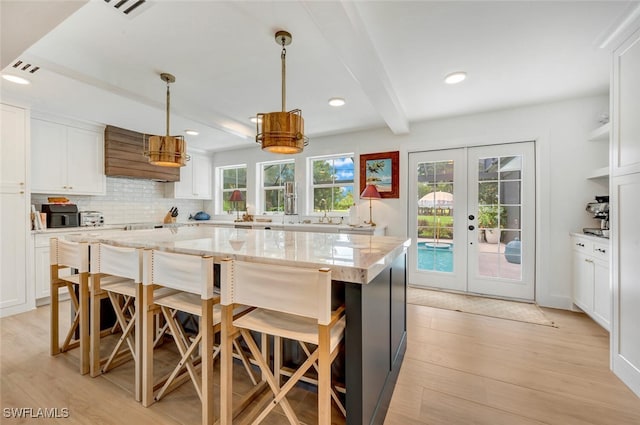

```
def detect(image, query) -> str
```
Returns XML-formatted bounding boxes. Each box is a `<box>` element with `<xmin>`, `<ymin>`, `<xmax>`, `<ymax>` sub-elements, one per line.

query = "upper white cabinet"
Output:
<box><xmin>612</xmin><ymin>29</ymin><xmax>640</xmax><ymax>177</ymax></box>
<box><xmin>167</xmin><ymin>152</ymin><xmax>212</xmax><ymax>199</ymax></box>
<box><xmin>31</xmin><ymin>118</ymin><xmax>106</xmax><ymax>195</ymax></box>
<box><xmin>1</xmin><ymin>103</ymin><xmax>33</xmax><ymax>318</ymax></box>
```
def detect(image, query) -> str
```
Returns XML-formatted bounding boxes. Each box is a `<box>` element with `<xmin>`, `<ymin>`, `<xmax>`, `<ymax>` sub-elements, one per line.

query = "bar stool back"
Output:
<box><xmin>89</xmin><ymin>243</ymin><xmax>144</xmax><ymax>400</ymax></box>
<box><xmin>219</xmin><ymin>259</ymin><xmax>345</xmax><ymax>425</ymax></box>
<box><xmin>50</xmin><ymin>237</ymin><xmax>90</xmax><ymax>375</ymax></box>
<box><xmin>141</xmin><ymin>249</ymin><xmax>217</xmax><ymax>425</ymax></box>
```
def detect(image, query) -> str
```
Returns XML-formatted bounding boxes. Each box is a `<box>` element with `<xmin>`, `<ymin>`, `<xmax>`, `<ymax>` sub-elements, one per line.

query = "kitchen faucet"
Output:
<box><xmin>319</xmin><ymin>199</ymin><xmax>330</xmax><ymax>223</ymax></box>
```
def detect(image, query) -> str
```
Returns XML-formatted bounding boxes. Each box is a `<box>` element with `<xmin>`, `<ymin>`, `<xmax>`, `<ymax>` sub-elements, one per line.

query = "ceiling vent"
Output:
<box><xmin>103</xmin><ymin>0</ymin><xmax>150</xmax><ymax>18</ymax></box>
<box><xmin>11</xmin><ymin>60</ymin><xmax>40</xmax><ymax>74</ymax></box>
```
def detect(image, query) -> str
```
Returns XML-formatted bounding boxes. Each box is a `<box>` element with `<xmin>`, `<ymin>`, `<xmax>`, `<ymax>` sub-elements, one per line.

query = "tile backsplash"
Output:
<box><xmin>31</xmin><ymin>177</ymin><xmax>206</xmax><ymax>225</ymax></box>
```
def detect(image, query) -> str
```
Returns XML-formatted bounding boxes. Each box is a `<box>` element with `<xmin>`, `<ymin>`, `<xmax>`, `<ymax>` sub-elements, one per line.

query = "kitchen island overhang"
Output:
<box><xmin>68</xmin><ymin>226</ymin><xmax>409</xmax><ymax>425</ymax></box>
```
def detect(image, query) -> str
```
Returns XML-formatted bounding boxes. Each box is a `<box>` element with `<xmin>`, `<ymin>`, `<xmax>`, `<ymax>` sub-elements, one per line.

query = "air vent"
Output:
<box><xmin>103</xmin><ymin>0</ymin><xmax>149</xmax><ymax>17</ymax></box>
<box><xmin>11</xmin><ymin>60</ymin><xmax>40</xmax><ymax>74</ymax></box>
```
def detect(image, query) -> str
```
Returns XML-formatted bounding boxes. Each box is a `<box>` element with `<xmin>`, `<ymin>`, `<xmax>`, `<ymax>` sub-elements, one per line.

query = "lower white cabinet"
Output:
<box><xmin>571</xmin><ymin>234</ymin><xmax>610</xmax><ymax>330</ymax></box>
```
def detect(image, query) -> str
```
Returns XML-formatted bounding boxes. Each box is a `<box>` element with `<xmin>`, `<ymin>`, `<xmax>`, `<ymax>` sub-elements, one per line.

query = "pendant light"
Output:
<box><xmin>144</xmin><ymin>73</ymin><xmax>190</xmax><ymax>167</ymax></box>
<box><xmin>256</xmin><ymin>31</ymin><xmax>309</xmax><ymax>154</ymax></box>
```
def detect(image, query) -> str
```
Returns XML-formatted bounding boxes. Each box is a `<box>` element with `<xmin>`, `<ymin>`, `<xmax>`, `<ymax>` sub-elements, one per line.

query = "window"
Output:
<box><xmin>309</xmin><ymin>154</ymin><xmax>354</xmax><ymax>213</ymax></box>
<box><xmin>260</xmin><ymin>160</ymin><xmax>295</xmax><ymax>213</ymax></box>
<box><xmin>219</xmin><ymin>165</ymin><xmax>247</xmax><ymax>213</ymax></box>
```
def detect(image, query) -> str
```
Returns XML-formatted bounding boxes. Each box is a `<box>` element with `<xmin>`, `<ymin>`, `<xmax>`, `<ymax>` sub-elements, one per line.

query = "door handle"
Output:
<box><xmin>468</xmin><ymin>225</ymin><xmax>475</xmax><ymax>231</ymax></box>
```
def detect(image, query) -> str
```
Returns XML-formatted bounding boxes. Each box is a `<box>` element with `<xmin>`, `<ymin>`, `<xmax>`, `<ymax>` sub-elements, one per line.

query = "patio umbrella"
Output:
<box><xmin>418</xmin><ymin>191</ymin><xmax>454</xmax><ymax>208</ymax></box>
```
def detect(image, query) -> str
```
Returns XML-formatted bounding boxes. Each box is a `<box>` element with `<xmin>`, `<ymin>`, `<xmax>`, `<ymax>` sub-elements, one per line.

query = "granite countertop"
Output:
<box><xmin>66</xmin><ymin>226</ymin><xmax>409</xmax><ymax>284</ymax></box>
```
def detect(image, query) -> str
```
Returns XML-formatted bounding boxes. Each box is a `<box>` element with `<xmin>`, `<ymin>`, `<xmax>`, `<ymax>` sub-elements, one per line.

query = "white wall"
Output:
<box><xmin>209</xmin><ymin>94</ymin><xmax>609</xmax><ymax>308</ymax></box>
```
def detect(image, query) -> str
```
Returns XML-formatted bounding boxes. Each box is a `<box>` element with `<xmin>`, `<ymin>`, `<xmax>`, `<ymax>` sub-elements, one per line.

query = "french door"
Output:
<box><xmin>408</xmin><ymin>142</ymin><xmax>535</xmax><ymax>300</ymax></box>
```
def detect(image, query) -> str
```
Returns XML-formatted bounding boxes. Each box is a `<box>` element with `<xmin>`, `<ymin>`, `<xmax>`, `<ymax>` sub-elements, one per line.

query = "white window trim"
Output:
<box><xmin>217</xmin><ymin>164</ymin><xmax>247</xmax><ymax>215</ymax></box>
<box><xmin>307</xmin><ymin>153</ymin><xmax>355</xmax><ymax>215</ymax></box>
<box><xmin>257</xmin><ymin>159</ymin><xmax>295</xmax><ymax>215</ymax></box>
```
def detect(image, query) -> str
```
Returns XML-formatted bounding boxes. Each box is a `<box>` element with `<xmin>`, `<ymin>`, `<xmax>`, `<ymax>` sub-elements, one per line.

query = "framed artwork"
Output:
<box><xmin>359</xmin><ymin>151</ymin><xmax>399</xmax><ymax>198</ymax></box>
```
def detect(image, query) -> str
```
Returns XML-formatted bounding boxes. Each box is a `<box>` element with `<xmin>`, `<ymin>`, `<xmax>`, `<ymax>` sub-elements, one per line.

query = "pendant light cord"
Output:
<box><xmin>281</xmin><ymin>41</ymin><xmax>286</xmax><ymax>112</ymax></box>
<box><xmin>165</xmin><ymin>80</ymin><xmax>171</xmax><ymax>136</ymax></box>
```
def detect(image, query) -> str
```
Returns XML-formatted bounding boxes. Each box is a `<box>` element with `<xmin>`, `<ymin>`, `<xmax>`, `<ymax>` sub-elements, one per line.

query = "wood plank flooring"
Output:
<box><xmin>1</xmin><ymin>302</ymin><xmax>638</xmax><ymax>424</ymax></box>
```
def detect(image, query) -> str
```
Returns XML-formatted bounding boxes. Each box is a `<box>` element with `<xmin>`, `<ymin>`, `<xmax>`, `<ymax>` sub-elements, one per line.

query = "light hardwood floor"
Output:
<box><xmin>1</xmin><ymin>302</ymin><xmax>638</xmax><ymax>424</ymax></box>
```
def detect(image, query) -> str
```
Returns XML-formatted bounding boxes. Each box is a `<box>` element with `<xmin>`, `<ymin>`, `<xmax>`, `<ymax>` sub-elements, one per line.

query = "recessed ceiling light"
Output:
<box><xmin>185</xmin><ymin>129</ymin><xmax>199</xmax><ymax>136</ymax></box>
<box><xmin>328</xmin><ymin>97</ymin><xmax>346</xmax><ymax>107</ymax></box>
<box><xmin>2</xmin><ymin>74</ymin><xmax>30</xmax><ymax>85</ymax></box>
<box><xmin>444</xmin><ymin>72</ymin><xmax>466</xmax><ymax>85</ymax></box>
<box><xmin>250</xmin><ymin>116</ymin><xmax>262</xmax><ymax>124</ymax></box>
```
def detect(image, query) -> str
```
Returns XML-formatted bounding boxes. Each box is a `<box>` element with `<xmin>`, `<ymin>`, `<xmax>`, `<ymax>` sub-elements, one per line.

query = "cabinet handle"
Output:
<box><xmin>584</xmin><ymin>258</ymin><xmax>594</xmax><ymax>263</ymax></box>
<box><xmin>19</xmin><ymin>182</ymin><xmax>24</xmax><ymax>186</ymax></box>
<box><xmin>576</xmin><ymin>243</ymin><xmax>585</xmax><ymax>247</ymax></box>
<box><xmin>19</xmin><ymin>190</ymin><xmax>24</xmax><ymax>194</ymax></box>
<box><xmin>595</xmin><ymin>248</ymin><xmax>606</xmax><ymax>254</ymax></box>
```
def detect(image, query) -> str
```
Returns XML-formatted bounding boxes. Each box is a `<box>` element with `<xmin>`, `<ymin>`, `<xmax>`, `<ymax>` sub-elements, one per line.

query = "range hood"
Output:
<box><xmin>104</xmin><ymin>125</ymin><xmax>180</xmax><ymax>182</ymax></box>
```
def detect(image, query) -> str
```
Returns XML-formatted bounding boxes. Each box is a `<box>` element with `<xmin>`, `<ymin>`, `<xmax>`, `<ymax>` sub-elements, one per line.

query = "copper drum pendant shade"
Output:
<box><xmin>256</xmin><ymin>31</ymin><xmax>309</xmax><ymax>154</ymax></box>
<box><xmin>256</xmin><ymin>110</ymin><xmax>306</xmax><ymax>154</ymax></box>
<box><xmin>146</xmin><ymin>135</ymin><xmax>187</xmax><ymax>167</ymax></box>
<box><xmin>144</xmin><ymin>73</ymin><xmax>190</xmax><ymax>167</ymax></box>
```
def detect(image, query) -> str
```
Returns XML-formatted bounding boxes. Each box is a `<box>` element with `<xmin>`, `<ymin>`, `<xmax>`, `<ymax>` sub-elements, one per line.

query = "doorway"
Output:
<box><xmin>408</xmin><ymin>142</ymin><xmax>535</xmax><ymax>300</ymax></box>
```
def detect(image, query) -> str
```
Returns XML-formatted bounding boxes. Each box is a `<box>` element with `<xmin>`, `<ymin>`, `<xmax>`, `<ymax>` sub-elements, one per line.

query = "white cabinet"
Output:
<box><xmin>31</xmin><ymin>118</ymin><xmax>106</xmax><ymax>195</ymax></box>
<box><xmin>571</xmin><ymin>234</ymin><xmax>610</xmax><ymax>330</ymax></box>
<box><xmin>167</xmin><ymin>152</ymin><xmax>212</xmax><ymax>199</ymax></box>
<box><xmin>610</xmin><ymin>16</ymin><xmax>640</xmax><ymax>397</ymax></box>
<box><xmin>1</xmin><ymin>103</ymin><xmax>34</xmax><ymax>318</ymax></box>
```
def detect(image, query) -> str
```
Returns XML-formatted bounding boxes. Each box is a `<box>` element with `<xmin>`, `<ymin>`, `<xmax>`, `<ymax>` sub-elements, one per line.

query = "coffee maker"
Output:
<box><xmin>583</xmin><ymin>196</ymin><xmax>609</xmax><ymax>238</ymax></box>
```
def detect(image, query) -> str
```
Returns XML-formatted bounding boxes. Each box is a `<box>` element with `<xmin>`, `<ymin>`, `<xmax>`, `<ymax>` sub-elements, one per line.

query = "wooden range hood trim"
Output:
<box><xmin>104</xmin><ymin>125</ymin><xmax>180</xmax><ymax>182</ymax></box>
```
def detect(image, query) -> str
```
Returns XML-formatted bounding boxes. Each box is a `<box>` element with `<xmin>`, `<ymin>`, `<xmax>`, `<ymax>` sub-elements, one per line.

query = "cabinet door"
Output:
<box><xmin>192</xmin><ymin>154</ymin><xmax>212</xmax><ymax>199</ymax></box>
<box><xmin>31</xmin><ymin>119</ymin><xmax>67</xmax><ymax>193</ymax></box>
<box><xmin>34</xmin><ymin>246</ymin><xmax>51</xmax><ymax>299</ymax></box>
<box><xmin>67</xmin><ymin>127</ymin><xmax>105</xmax><ymax>195</ymax></box>
<box><xmin>612</xmin><ymin>28</ymin><xmax>640</xmax><ymax>176</ymax></box>
<box><xmin>593</xmin><ymin>258</ymin><xmax>610</xmax><ymax>330</ymax></box>
<box><xmin>173</xmin><ymin>157</ymin><xmax>194</xmax><ymax>198</ymax></box>
<box><xmin>1</xmin><ymin>104</ymin><xmax>31</xmax><ymax>316</ymax></box>
<box><xmin>572</xmin><ymin>251</ymin><xmax>594</xmax><ymax>313</ymax></box>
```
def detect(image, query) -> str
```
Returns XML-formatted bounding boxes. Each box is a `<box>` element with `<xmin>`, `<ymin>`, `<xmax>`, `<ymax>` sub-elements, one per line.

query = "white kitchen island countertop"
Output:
<box><xmin>66</xmin><ymin>226</ymin><xmax>409</xmax><ymax>284</ymax></box>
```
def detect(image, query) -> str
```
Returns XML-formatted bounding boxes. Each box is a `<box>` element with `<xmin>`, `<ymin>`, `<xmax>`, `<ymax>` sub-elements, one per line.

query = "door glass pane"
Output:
<box><xmin>417</xmin><ymin>160</ymin><xmax>454</xmax><ymax>272</ymax></box>
<box><xmin>477</xmin><ymin>155</ymin><xmax>523</xmax><ymax>280</ymax></box>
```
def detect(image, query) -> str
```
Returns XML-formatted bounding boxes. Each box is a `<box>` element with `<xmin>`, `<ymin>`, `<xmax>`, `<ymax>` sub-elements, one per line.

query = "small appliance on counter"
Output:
<box><xmin>79</xmin><ymin>211</ymin><xmax>104</xmax><ymax>227</ymax></box>
<box><xmin>41</xmin><ymin>204</ymin><xmax>79</xmax><ymax>228</ymax></box>
<box><xmin>583</xmin><ymin>196</ymin><xmax>609</xmax><ymax>238</ymax></box>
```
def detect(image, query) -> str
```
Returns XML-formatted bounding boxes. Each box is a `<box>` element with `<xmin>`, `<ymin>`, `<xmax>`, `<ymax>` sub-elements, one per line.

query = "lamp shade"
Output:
<box><xmin>229</xmin><ymin>190</ymin><xmax>244</xmax><ymax>202</ymax></box>
<box><xmin>360</xmin><ymin>184</ymin><xmax>381</xmax><ymax>199</ymax></box>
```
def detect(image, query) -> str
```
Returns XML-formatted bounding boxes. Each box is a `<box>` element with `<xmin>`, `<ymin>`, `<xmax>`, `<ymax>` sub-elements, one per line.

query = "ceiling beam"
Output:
<box><xmin>302</xmin><ymin>0</ymin><xmax>410</xmax><ymax>135</ymax></box>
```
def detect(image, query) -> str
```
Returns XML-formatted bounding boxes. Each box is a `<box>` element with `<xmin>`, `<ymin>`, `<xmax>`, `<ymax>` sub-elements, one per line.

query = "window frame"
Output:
<box><xmin>217</xmin><ymin>164</ymin><xmax>247</xmax><ymax>215</ymax></box>
<box><xmin>307</xmin><ymin>153</ymin><xmax>355</xmax><ymax>215</ymax></box>
<box><xmin>258</xmin><ymin>159</ymin><xmax>296</xmax><ymax>215</ymax></box>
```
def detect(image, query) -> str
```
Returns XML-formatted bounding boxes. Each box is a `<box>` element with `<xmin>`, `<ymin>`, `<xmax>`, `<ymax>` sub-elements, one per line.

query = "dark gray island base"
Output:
<box><xmin>345</xmin><ymin>253</ymin><xmax>406</xmax><ymax>425</ymax></box>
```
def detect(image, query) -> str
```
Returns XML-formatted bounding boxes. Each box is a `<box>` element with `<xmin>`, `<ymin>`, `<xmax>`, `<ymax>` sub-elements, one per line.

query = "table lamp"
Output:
<box><xmin>360</xmin><ymin>184</ymin><xmax>381</xmax><ymax>226</ymax></box>
<box><xmin>230</xmin><ymin>189</ymin><xmax>244</xmax><ymax>222</ymax></box>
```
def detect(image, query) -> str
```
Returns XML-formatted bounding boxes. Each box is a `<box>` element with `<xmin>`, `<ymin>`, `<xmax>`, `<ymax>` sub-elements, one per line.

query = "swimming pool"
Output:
<box><xmin>417</xmin><ymin>242</ymin><xmax>454</xmax><ymax>272</ymax></box>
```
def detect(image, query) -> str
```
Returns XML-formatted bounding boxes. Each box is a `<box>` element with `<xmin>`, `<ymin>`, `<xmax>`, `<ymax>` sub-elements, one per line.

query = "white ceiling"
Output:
<box><xmin>1</xmin><ymin>0</ymin><xmax>637</xmax><ymax>153</ymax></box>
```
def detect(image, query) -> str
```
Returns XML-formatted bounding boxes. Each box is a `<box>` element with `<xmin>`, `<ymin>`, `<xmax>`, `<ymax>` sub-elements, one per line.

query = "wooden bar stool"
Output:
<box><xmin>49</xmin><ymin>237</ymin><xmax>90</xmax><ymax>375</ymax></box>
<box><xmin>219</xmin><ymin>259</ymin><xmax>346</xmax><ymax>425</ymax></box>
<box><xmin>140</xmin><ymin>249</ymin><xmax>229</xmax><ymax>425</ymax></box>
<box><xmin>89</xmin><ymin>243</ymin><xmax>145</xmax><ymax>400</ymax></box>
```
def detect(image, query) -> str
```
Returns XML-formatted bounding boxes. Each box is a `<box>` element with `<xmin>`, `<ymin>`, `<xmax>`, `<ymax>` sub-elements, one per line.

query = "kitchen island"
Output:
<box><xmin>68</xmin><ymin>226</ymin><xmax>409</xmax><ymax>425</ymax></box>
